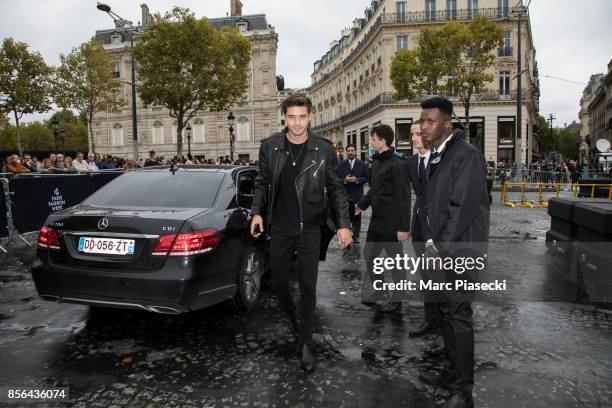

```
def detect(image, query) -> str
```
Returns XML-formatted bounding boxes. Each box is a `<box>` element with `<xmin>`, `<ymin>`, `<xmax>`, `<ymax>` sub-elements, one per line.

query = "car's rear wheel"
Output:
<box><xmin>229</xmin><ymin>245</ymin><xmax>263</xmax><ymax>310</ymax></box>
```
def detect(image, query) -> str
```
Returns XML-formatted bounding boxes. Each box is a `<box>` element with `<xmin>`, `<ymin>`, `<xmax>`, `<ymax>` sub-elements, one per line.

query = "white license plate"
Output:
<box><xmin>78</xmin><ymin>237</ymin><xmax>135</xmax><ymax>255</ymax></box>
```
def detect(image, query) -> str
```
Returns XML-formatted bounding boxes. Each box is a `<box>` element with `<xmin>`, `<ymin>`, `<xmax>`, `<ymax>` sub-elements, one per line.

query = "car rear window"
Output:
<box><xmin>83</xmin><ymin>170</ymin><xmax>223</xmax><ymax>208</ymax></box>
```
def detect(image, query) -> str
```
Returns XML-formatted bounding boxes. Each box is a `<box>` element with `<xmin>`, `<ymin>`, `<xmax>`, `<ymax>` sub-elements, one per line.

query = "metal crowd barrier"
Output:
<box><xmin>0</xmin><ymin>171</ymin><xmax>124</xmax><ymax>252</ymax></box>
<box><xmin>501</xmin><ymin>181</ymin><xmax>612</xmax><ymax>208</ymax></box>
<box><xmin>491</xmin><ymin>169</ymin><xmax>571</xmax><ymax>187</ymax></box>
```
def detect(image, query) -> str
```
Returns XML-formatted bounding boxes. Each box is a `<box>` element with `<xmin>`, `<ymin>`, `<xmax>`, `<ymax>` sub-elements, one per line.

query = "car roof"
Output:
<box><xmin>135</xmin><ymin>164</ymin><xmax>257</xmax><ymax>174</ymax></box>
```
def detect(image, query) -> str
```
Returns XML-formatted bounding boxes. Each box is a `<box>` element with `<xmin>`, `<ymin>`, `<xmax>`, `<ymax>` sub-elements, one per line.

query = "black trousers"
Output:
<box><xmin>269</xmin><ymin>226</ymin><xmax>321</xmax><ymax>344</ymax></box>
<box><xmin>413</xmin><ymin>220</ymin><xmax>441</xmax><ymax>328</ymax></box>
<box><xmin>439</xmin><ymin>300</ymin><xmax>474</xmax><ymax>392</ymax></box>
<box><xmin>347</xmin><ymin>200</ymin><xmax>362</xmax><ymax>239</ymax></box>
<box><xmin>363</xmin><ymin>232</ymin><xmax>405</xmax><ymax>302</ymax></box>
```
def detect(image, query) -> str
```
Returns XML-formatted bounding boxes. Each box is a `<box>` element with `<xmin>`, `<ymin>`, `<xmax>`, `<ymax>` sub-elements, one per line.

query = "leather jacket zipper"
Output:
<box><xmin>313</xmin><ymin>160</ymin><xmax>325</xmax><ymax>177</ymax></box>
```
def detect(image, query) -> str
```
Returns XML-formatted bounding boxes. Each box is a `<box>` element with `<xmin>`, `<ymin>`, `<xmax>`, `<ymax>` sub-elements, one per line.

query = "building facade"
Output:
<box><xmin>308</xmin><ymin>0</ymin><xmax>539</xmax><ymax>166</ymax></box>
<box><xmin>586</xmin><ymin>60</ymin><xmax>612</xmax><ymax>154</ymax></box>
<box><xmin>92</xmin><ymin>1</ymin><xmax>280</xmax><ymax>162</ymax></box>
<box><xmin>579</xmin><ymin>73</ymin><xmax>604</xmax><ymax>163</ymax></box>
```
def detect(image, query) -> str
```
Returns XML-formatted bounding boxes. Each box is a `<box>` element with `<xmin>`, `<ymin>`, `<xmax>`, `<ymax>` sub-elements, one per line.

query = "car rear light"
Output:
<box><xmin>151</xmin><ymin>229</ymin><xmax>220</xmax><ymax>256</ymax></box>
<box><xmin>38</xmin><ymin>226</ymin><xmax>61</xmax><ymax>250</ymax></box>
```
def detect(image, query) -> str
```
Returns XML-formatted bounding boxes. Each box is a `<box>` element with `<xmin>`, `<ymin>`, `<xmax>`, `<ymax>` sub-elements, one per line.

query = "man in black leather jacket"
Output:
<box><xmin>250</xmin><ymin>94</ymin><xmax>352</xmax><ymax>373</ymax></box>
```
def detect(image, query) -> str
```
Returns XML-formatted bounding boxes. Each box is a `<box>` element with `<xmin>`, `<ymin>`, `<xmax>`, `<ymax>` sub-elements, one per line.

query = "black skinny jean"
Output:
<box><xmin>269</xmin><ymin>225</ymin><xmax>321</xmax><ymax>344</ymax></box>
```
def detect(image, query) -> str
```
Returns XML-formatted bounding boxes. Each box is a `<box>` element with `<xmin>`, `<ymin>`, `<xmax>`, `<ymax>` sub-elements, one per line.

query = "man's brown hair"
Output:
<box><xmin>281</xmin><ymin>94</ymin><xmax>312</xmax><ymax>114</ymax></box>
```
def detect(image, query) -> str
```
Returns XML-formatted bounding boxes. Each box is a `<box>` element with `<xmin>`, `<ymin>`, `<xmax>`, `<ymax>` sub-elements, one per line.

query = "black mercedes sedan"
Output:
<box><xmin>31</xmin><ymin>165</ymin><xmax>266</xmax><ymax>314</ymax></box>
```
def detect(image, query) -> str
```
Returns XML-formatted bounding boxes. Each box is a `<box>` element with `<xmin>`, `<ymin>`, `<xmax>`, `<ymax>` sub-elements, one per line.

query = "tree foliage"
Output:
<box><xmin>133</xmin><ymin>7</ymin><xmax>252</xmax><ymax>157</ymax></box>
<box><xmin>0</xmin><ymin>109</ymin><xmax>88</xmax><ymax>153</ymax></box>
<box><xmin>534</xmin><ymin>116</ymin><xmax>579</xmax><ymax>161</ymax></box>
<box><xmin>0</xmin><ymin>37</ymin><xmax>53</xmax><ymax>155</ymax></box>
<box><xmin>53</xmin><ymin>40</ymin><xmax>123</xmax><ymax>154</ymax></box>
<box><xmin>557</xmin><ymin>126</ymin><xmax>580</xmax><ymax>160</ymax></box>
<box><xmin>391</xmin><ymin>15</ymin><xmax>503</xmax><ymax>138</ymax></box>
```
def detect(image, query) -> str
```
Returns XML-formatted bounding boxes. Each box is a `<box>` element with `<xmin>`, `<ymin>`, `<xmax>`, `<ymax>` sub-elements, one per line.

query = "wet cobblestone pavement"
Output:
<box><xmin>1</xmin><ymin>198</ymin><xmax>611</xmax><ymax>407</ymax></box>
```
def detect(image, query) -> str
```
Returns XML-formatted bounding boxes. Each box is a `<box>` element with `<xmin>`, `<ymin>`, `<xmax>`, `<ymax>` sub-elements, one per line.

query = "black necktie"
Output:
<box><xmin>419</xmin><ymin>156</ymin><xmax>426</xmax><ymax>186</ymax></box>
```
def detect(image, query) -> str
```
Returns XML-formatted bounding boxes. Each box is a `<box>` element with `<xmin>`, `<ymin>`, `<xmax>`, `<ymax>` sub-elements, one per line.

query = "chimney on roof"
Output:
<box><xmin>141</xmin><ymin>3</ymin><xmax>152</xmax><ymax>26</ymax></box>
<box><xmin>230</xmin><ymin>0</ymin><xmax>243</xmax><ymax>16</ymax></box>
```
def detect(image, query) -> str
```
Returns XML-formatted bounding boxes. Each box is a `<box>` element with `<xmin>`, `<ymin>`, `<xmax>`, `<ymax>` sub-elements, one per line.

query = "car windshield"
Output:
<box><xmin>83</xmin><ymin>170</ymin><xmax>223</xmax><ymax>209</ymax></box>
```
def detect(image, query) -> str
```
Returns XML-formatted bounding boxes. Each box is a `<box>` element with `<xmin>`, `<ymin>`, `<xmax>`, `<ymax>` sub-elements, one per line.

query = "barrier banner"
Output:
<box><xmin>10</xmin><ymin>175</ymin><xmax>92</xmax><ymax>233</ymax></box>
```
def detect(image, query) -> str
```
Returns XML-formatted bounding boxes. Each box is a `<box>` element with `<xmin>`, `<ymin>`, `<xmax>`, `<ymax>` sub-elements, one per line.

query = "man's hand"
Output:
<box><xmin>337</xmin><ymin>228</ymin><xmax>353</xmax><ymax>248</ymax></box>
<box><xmin>355</xmin><ymin>206</ymin><xmax>362</xmax><ymax>216</ymax></box>
<box><xmin>397</xmin><ymin>231</ymin><xmax>409</xmax><ymax>241</ymax></box>
<box><xmin>348</xmin><ymin>175</ymin><xmax>357</xmax><ymax>183</ymax></box>
<box><xmin>424</xmin><ymin>244</ymin><xmax>441</xmax><ymax>271</ymax></box>
<box><xmin>250</xmin><ymin>215</ymin><xmax>264</xmax><ymax>238</ymax></box>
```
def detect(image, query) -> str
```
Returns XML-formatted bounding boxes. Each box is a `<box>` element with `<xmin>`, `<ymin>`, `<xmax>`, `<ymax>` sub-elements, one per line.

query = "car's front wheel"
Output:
<box><xmin>229</xmin><ymin>245</ymin><xmax>263</xmax><ymax>310</ymax></box>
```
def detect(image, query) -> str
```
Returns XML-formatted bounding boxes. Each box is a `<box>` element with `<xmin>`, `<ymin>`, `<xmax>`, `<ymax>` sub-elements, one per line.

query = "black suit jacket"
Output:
<box><xmin>338</xmin><ymin>158</ymin><xmax>369</xmax><ymax>201</ymax></box>
<box><xmin>424</xmin><ymin>129</ymin><xmax>490</xmax><ymax>253</ymax></box>
<box><xmin>407</xmin><ymin>153</ymin><xmax>432</xmax><ymax>242</ymax></box>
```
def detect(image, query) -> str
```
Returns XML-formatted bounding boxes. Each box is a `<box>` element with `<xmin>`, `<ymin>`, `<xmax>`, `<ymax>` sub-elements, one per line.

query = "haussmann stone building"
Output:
<box><xmin>92</xmin><ymin>0</ymin><xmax>281</xmax><ymax>162</ymax></box>
<box><xmin>307</xmin><ymin>0</ymin><xmax>540</xmax><ymax>166</ymax></box>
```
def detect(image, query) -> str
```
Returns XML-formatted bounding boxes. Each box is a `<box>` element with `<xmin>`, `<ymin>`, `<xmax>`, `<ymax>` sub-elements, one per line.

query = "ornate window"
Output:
<box><xmin>112</xmin><ymin>123</ymin><xmax>123</xmax><ymax>146</ymax></box>
<box><xmin>193</xmin><ymin>118</ymin><xmax>205</xmax><ymax>143</ymax></box>
<box><xmin>237</xmin><ymin>116</ymin><xmax>250</xmax><ymax>142</ymax></box>
<box><xmin>152</xmin><ymin>120</ymin><xmax>164</xmax><ymax>145</ymax></box>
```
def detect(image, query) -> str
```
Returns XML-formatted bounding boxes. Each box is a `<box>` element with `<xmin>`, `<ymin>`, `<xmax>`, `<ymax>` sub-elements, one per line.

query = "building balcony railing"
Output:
<box><xmin>311</xmin><ymin>89</ymin><xmax>531</xmax><ymax>133</ymax></box>
<box><xmin>498</xmin><ymin>47</ymin><xmax>513</xmax><ymax>57</ymax></box>
<box><xmin>310</xmin><ymin>7</ymin><xmax>515</xmax><ymax>86</ymax></box>
<box><xmin>103</xmin><ymin>42</ymin><xmax>129</xmax><ymax>50</ymax></box>
<box><xmin>381</xmin><ymin>7</ymin><xmax>509</xmax><ymax>24</ymax></box>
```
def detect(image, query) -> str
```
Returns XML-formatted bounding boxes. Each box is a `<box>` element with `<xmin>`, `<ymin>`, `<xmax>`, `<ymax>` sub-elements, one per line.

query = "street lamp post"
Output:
<box><xmin>186</xmin><ymin>123</ymin><xmax>192</xmax><ymax>157</ymax></box>
<box><xmin>227</xmin><ymin>111</ymin><xmax>235</xmax><ymax>162</ymax></box>
<box><xmin>510</xmin><ymin>0</ymin><xmax>532</xmax><ymax>168</ymax></box>
<box><xmin>548</xmin><ymin>113</ymin><xmax>556</xmax><ymax>164</ymax></box>
<box><xmin>59</xmin><ymin>129</ymin><xmax>66</xmax><ymax>153</ymax></box>
<box><xmin>97</xmin><ymin>2</ymin><xmax>139</xmax><ymax>161</ymax></box>
<box><xmin>51</xmin><ymin>119</ymin><xmax>59</xmax><ymax>152</ymax></box>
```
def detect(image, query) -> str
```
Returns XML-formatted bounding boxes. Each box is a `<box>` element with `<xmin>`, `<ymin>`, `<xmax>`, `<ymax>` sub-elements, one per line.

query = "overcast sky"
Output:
<box><xmin>1</xmin><ymin>0</ymin><xmax>610</xmax><ymax>127</ymax></box>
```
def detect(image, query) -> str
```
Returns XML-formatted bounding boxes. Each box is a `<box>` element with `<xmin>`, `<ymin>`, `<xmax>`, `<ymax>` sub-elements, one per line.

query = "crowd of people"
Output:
<box><xmin>1</xmin><ymin>150</ymin><xmax>259</xmax><ymax>176</ymax></box>
<box><xmin>488</xmin><ymin>158</ymin><xmax>612</xmax><ymax>185</ymax></box>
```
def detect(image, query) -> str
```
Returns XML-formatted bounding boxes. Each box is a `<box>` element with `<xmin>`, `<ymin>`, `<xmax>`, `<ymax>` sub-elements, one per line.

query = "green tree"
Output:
<box><xmin>0</xmin><ymin>113</ymin><xmax>8</xmax><ymax>132</ymax></box>
<box><xmin>21</xmin><ymin>122</ymin><xmax>54</xmax><ymax>152</ymax></box>
<box><xmin>391</xmin><ymin>15</ymin><xmax>503</xmax><ymax>138</ymax></box>
<box><xmin>44</xmin><ymin>109</ymin><xmax>88</xmax><ymax>152</ymax></box>
<box><xmin>133</xmin><ymin>7</ymin><xmax>252</xmax><ymax>157</ymax></box>
<box><xmin>557</xmin><ymin>126</ymin><xmax>580</xmax><ymax>160</ymax></box>
<box><xmin>536</xmin><ymin>115</ymin><xmax>552</xmax><ymax>154</ymax></box>
<box><xmin>276</xmin><ymin>75</ymin><xmax>285</xmax><ymax>91</ymax></box>
<box><xmin>54</xmin><ymin>40</ymin><xmax>123</xmax><ymax>155</ymax></box>
<box><xmin>0</xmin><ymin>38</ymin><xmax>53</xmax><ymax>156</ymax></box>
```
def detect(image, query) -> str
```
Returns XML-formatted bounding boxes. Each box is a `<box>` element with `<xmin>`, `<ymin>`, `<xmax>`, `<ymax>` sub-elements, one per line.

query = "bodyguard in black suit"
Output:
<box><xmin>338</xmin><ymin>144</ymin><xmax>369</xmax><ymax>243</ymax></box>
<box><xmin>356</xmin><ymin>125</ymin><xmax>411</xmax><ymax>313</ymax></box>
<box><xmin>417</xmin><ymin>98</ymin><xmax>489</xmax><ymax>408</ymax></box>
<box><xmin>406</xmin><ymin>121</ymin><xmax>441</xmax><ymax>339</ymax></box>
